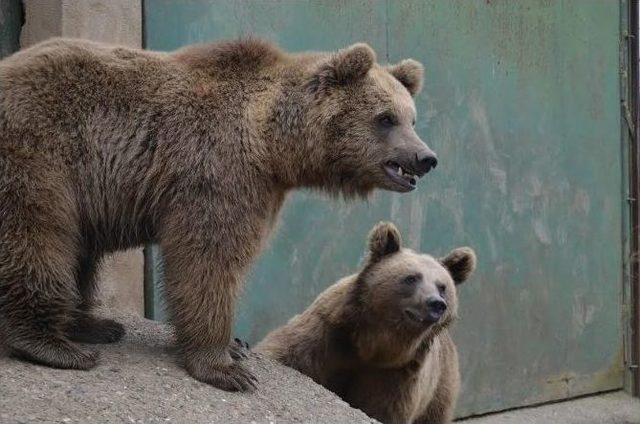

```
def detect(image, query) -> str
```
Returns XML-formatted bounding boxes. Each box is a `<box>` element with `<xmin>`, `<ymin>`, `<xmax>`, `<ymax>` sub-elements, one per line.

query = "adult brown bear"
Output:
<box><xmin>0</xmin><ymin>38</ymin><xmax>436</xmax><ymax>391</ymax></box>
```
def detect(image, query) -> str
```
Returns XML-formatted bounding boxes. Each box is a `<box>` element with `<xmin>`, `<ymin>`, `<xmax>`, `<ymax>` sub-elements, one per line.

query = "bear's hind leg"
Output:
<box><xmin>7</xmin><ymin>325</ymin><xmax>99</xmax><ymax>370</ymax></box>
<box><xmin>0</xmin><ymin>240</ymin><xmax>100</xmax><ymax>370</ymax></box>
<box><xmin>66</xmin><ymin>254</ymin><xmax>125</xmax><ymax>344</ymax></box>
<box><xmin>0</xmin><ymin>157</ymin><xmax>98</xmax><ymax>369</ymax></box>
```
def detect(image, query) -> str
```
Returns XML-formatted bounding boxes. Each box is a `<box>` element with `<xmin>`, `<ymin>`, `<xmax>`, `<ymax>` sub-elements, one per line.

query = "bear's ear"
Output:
<box><xmin>387</xmin><ymin>59</ymin><xmax>424</xmax><ymax>96</ymax></box>
<box><xmin>440</xmin><ymin>247</ymin><xmax>477</xmax><ymax>285</ymax></box>
<box><xmin>312</xmin><ymin>43</ymin><xmax>376</xmax><ymax>90</ymax></box>
<box><xmin>367</xmin><ymin>221</ymin><xmax>402</xmax><ymax>262</ymax></box>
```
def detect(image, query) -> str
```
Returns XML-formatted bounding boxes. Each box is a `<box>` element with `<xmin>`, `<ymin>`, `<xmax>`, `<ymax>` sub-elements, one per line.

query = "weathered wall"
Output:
<box><xmin>21</xmin><ymin>0</ymin><xmax>141</xmax><ymax>47</ymax></box>
<box><xmin>19</xmin><ymin>0</ymin><xmax>145</xmax><ymax>315</ymax></box>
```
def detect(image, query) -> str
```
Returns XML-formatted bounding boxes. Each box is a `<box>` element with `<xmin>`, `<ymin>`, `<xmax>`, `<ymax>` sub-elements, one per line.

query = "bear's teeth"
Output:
<box><xmin>398</xmin><ymin>167</ymin><xmax>404</xmax><ymax>176</ymax></box>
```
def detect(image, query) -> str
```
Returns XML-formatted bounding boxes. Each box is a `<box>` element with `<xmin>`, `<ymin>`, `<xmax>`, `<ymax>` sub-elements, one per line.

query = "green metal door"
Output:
<box><xmin>144</xmin><ymin>0</ymin><xmax>626</xmax><ymax>416</ymax></box>
<box><xmin>0</xmin><ymin>0</ymin><xmax>23</xmax><ymax>59</ymax></box>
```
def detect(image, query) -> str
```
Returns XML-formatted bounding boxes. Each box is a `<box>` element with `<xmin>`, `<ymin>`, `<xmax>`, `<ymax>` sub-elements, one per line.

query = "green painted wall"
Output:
<box><xmin>144</xmin><ymin>0</ymin><xmax>625</xmax><ymax>416</ymax></box>
<box><xmin>0</xmin><ymin>0</ymin><xmax>23</xmax><ymax>59</ymax></box>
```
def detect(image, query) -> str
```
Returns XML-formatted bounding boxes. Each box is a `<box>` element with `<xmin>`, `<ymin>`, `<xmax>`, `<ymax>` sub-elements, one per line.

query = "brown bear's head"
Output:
<box><xmin>354</xmin><ymin>222</ymin><xmax>476</xmax><ymax>339</ymax></box>
<box><xmin>303</xmin><ymin>44</ymin><xmax>437</xmax><ymax>197</ymax></box>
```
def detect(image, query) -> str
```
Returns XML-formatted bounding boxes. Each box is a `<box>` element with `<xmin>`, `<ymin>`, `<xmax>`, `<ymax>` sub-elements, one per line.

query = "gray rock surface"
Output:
<box><xmin>0</xmin><ymin>314</ymin><xmax>376</xmax><ymax>424</ymax></box>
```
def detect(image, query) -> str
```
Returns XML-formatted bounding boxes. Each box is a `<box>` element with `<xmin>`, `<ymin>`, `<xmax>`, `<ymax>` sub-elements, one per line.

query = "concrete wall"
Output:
<box><xmin>21</xmin><ymin>0</ymin><xmax>141</xmax><ymax>47</ymax></box>
<box><xmin>20</xmin><ymin>0</ymin><xmax>145</xmax><ymax>315</ymax></box>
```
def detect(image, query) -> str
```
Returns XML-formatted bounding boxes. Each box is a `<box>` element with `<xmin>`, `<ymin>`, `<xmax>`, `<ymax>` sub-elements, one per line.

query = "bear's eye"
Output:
<box><xmin>402</xmin><ymin>275</ymin><xmax>419</xmax><ymax>285</ymax></box>
<box><xmin>376</xmin><ymin>113</ymin><xmax>398</xmax><ymax>128</ymax></box>
<box><xmin>411</xmin><ymin>118</ymin><xmax>416</xmax><ymax>127</ymax></box>
<box><xmin>437</xmin><ymin>284</ymin><xmax>446</xmax><ymax>296</ymax></box>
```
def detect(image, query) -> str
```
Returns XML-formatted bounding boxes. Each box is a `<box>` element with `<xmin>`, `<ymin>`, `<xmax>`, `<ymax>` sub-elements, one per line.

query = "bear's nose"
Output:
<box><xmin>415</xmin><ymin>150</ymin><xmax>438</xmax><ymax>175</ymax></box>
<box><xmin>425</xmin><ymin>296</ymin><xmax>447</xmax><ymax>323</ymax></box>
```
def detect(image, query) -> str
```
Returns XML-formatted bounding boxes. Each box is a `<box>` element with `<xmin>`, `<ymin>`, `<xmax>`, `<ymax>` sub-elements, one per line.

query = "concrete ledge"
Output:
<box><xmin>458</xmin><ymin>391</ymin><xmax>640</xmax><ymax>424</ymax></box>
<box><xmin>0</xmin><ymin>315</ymin><xmax>375</xmax><ymax>423</ymax></box>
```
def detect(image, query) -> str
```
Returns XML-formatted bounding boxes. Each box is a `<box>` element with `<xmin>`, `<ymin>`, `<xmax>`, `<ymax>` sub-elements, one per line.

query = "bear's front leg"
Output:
<box><xmin>160</xmin><ymin>224</ymin><xmax>257</xmax><ymax>392</ymax></box>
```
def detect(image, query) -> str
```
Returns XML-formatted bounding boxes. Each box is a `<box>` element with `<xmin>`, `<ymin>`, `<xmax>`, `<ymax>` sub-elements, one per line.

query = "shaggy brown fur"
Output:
<box><xmin>0</xmin><ymin>38</ymin><xmax>435</xmax><ymax>391</ymax></box>
<box><xmin>256</xmin><ymin>222</ymin><xmax>477</xmax><ymax>423</ymax></box>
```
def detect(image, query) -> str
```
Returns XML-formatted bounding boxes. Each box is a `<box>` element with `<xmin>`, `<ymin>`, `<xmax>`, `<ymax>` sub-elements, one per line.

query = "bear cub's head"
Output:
<box><xmin>306</xmin><ymin>44</ymin><xmax>437</xmax><ymax>195</ymax></box>
<box><xmin>356</xmin><ymin>222</ymin><xmax>476</xmax><ymax>335</ymax></box>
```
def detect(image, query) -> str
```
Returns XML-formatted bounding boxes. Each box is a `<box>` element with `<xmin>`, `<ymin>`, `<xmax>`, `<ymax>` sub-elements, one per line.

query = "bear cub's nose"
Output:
<box><xmin>426</xmin><ymin>296</ymin><xmax>447</xmax><ymax>322</ymax></box>
<box><xmin>415</xmin><ymin>150</ymin><xmax>438</xmax><ymax>175</ymax></box>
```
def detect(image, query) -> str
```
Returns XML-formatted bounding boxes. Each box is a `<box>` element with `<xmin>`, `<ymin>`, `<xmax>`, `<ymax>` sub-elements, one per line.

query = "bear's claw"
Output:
<box><xmin>230</xmin><ymin>337</ymin><xmax>251</xmax><ymax>360</ymax></box>
<box><xmin>186</xmin><ymin>351</ymin><xmax>257</xmax><ymax>392</ymax></box>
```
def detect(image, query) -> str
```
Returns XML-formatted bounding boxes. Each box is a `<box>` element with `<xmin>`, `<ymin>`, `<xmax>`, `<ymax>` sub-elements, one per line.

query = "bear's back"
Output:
<box><xmin>0</xmin><ymin>37</ymin><xmax>169</xmax><ymax>77</ymax></box>
<box><xmin>0</xmin><ymin>38</ymin><xmax>179</xmax><ymax>136</ymax></box>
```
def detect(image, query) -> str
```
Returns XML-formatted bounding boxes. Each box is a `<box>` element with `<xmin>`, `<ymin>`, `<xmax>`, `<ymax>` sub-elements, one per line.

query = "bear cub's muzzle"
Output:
<box><xmin>404</xmin><ymin>294</ymin><xmax>447</xmax><ymax>325</ymax></box>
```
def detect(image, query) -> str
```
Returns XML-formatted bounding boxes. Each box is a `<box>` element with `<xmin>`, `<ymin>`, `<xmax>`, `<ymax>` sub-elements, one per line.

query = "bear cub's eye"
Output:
<box><xmin>437</xmin><ymin>284</ymin><xmax>446</xmax><ymax>296</ymax></box>
<box><xmin>402</xmin><ymin>275</ymin><xmax>419</xmax><ymax>285</ymax></box>
<box><xmin>376</xmin><ymin>112</ymin><xmax>398</xmax><ymax>128</ymax></box>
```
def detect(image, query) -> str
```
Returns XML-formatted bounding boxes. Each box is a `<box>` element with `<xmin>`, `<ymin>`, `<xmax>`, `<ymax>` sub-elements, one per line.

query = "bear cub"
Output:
<box><xmin>256</xmin><ymin>222</ymin><xmax>476</xmax><ymax>424</ymax></box>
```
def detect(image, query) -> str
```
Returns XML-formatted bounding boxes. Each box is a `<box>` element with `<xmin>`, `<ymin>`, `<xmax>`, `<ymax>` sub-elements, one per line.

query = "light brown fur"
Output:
<box><xmin>256</xmin><ymin>223</ymin><xmax>477</xmax><ymax>423</ymax></box>
<box><xmin>0</xmin><ymin>38</ymin><xmax>434</xmax><ymax>391</ymax></box>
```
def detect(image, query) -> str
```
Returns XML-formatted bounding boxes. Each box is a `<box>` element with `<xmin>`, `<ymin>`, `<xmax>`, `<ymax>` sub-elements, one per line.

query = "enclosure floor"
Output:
<box><xmin>0</xmin><ymin>313</ymin><xmax>375</xmax><ymax>424</ymax></box>
<box><xmin>458</xmin><ymin>391</ymin><xmax>640</xmax><ymax>424</ymax></box>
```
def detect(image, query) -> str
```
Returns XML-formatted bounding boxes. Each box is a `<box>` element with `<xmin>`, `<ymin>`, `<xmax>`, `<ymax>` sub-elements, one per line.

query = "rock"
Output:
<box><xmin>0</xmin><ymin>314</ymin><xmax>376</xmax><ymax>423</ymax></box>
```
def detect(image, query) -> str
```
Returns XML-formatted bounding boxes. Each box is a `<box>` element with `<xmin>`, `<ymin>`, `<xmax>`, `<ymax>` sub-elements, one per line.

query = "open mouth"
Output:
<box><xmin>404</xmin><ymin>309</ymin><xmax>440</xmax><ymax>326</ymax></box>
<box><xmin>383</xmin><ymin>161</ymin><xmax>420</xmax><ymax>191</ymax></box>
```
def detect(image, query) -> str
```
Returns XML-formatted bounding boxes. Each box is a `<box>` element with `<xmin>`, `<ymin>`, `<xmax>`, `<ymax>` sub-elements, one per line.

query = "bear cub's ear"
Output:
<box><xmin>387</xmin><ymin>59</ymin><xmax>424</xmax><ymax>96</ymax></box>
<box><xmin>440</xmin><ymin>247</ymin><xmax>477</xmax><ymax>285</ymax></box>
<box><xmin>313</xmin><ymin>43</ymin><xmax>376</xmax><ymax>90</ymax></box>
<box><xmin>368</xmin><ymin>221</ymin><xmax>402</xmax><ymax>262</ymax></box>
